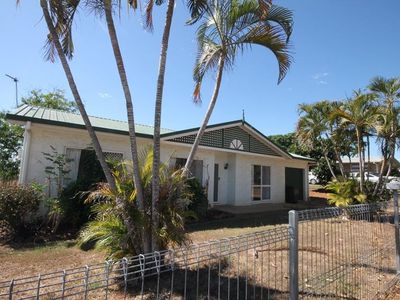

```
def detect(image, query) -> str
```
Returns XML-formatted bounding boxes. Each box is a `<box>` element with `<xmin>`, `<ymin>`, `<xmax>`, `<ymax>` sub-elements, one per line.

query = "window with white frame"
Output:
<box><xmin>251</xmin><ymin>165</ymin><xmax>271</xmax><ymax>201</ymax></box>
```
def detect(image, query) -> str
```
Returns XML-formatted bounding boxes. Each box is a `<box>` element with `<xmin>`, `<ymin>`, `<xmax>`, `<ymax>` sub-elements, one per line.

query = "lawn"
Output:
<box><xmin>0</xmin><ymin>209</ymin><xmax>290</xmax><ymax>282</ymax></box>
<box><xmin>0</xmin><ymin>190</ymin><xmax>327</xmax><ymax>282</ymax></box>
<box><xmin>0</xmin><ymin>201</ymin><xmax>395</xmax><ymax>299</ymax></box>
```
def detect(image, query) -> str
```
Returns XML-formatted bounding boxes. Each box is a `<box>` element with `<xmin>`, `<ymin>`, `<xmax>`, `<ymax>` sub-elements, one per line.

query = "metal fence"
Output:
<box><xmin>292</xmin><ymin>202</ymin><xmax>398</xmax><ymax>299</ymax></box>
<box><xmin>1</xmin><ymin>201</ymin><xmax>400</xmax><ymax>300</ymax></box>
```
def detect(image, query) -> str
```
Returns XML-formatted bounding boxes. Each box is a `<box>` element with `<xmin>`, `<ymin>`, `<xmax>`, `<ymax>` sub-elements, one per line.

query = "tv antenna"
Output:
<box><xmin>5</xmin><ymin>74</ymin><xmax>19</xmax><ymax>107</ymax></box>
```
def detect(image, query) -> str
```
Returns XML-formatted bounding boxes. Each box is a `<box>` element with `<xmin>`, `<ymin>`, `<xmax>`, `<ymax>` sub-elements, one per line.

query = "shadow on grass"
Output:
<box><xmin>186</xmin><ymin>210</ymin><xmax>290</xmax><ymax>232</ymax></box>
<box><xmin>122</xmin><ymin>261</ymin><xmax>289</xmax><ymax>300</ymax></box>
<box><xmin>113</xmin><ymin>261</ymin><xmax>356</xmax><ymax>300</ymax></box>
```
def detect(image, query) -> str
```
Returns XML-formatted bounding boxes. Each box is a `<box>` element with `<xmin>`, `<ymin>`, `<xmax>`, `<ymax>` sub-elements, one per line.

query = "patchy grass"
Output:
<box><xmin>0</xmin><ymin>210</ymin><xmax>288</xmax><ymax>282</ymax></box>
<box><xmin>0</xmin><ymin>240</ymin><xmax>105</xmax><ymax>280</ymax></box>
<box><xmin>1</xmin><ymin>209</ymin><xmax>396</xmax><ymax>299</ymax></box>
<box><xmin>189</xmin><ymin>224</ymin><xmax>275</xmax><ymax>243</ymax></box>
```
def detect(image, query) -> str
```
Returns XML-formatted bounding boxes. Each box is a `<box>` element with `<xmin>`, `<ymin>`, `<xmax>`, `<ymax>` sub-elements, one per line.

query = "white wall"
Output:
<box><xmin>23</xmin><ymin>123</ymin><xmax>150</xmax><ymax>194</ymax></box>
<box><xmin>22</xmin><ymin>123</ymin><xmax>310</xmax><ymax>205</ymax></box>
<box><xmin>234</xmin><ymin>153</ymin><xmax>309</xmax><ymax>205</ymax></box>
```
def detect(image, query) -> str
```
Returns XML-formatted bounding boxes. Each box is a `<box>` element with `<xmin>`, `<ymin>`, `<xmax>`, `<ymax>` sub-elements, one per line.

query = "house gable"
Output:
<box><xmin>164</xmin><ymin>124</ymin><xmax>285</xmax><ymax>157</ymax></box>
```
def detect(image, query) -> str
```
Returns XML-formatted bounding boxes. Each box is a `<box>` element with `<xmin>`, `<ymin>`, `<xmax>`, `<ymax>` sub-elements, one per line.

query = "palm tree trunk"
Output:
<box><xmin>323</xmin><ymin>151</ymin><xmax>337</xmax><ymax>180</ymax></box>
<box><xmin>334</xmin><ymin>147</ymin><xmax>345</xmax><ymax>178</ymax></box>
<box><xmin>356</xmin><ymin>128</ymin><xmax>365</xmax><ymax>192</ymax></box>
<box><xmin>41</xmin><ymin>0</ymin><xmax>143</xmax><ymax>253</ymax></box>
<box><xmin>40</xmin><ymin>0</ymin><xmax>114</xmax><ymax>187</ymax></box>
<box><xmin>103</xmin><ymin>0</ymin><xmax>149</xmax><ymax>252</ymax></box>
<box><xmin>373</xmin><ymin>144</ymin><xmax>388</xmax><ymax>196</ymax></box>
<box><xmin>151</xmin><ymin>0</ymin><xmax>175</xmax><ymax>251</ymax></box>
<box><xmin>385</xmin><ymin>145</ymin><xmax>394</xmax><ymax>178</ymax></box>
<box><xmin>367</xmin><ymin>134</ymin><xmax>371</xmax><ymax>178</ymax></box>
<box><xmin>184</xmin><ymin>55</ymin><xmax>225</xmax><ymax>174</ymax></box>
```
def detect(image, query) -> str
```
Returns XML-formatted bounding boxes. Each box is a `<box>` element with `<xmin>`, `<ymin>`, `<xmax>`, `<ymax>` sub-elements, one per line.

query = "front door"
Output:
<box><xmin>213</xmin><ymin>164</ymin><xmax>219</xmax><ymax>202</ymax></box>
<box><xmin>285</xmin><ymin>168</ymin><xmax>304</xmax><ymax>203</ymax></box>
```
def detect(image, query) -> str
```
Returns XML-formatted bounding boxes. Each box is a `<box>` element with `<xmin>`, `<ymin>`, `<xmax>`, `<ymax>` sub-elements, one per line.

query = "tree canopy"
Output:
<box><xmin>0</xmin><ymin>112</ymin><xmax>24</xmax><ymax>181</ymax></box>
<box><xmin>1</xmin><ymin>89</ymin><xmax>77</xmax><ymax>181</ymax></box>
<box><xmin>21</xmin><ymin>89</ymin><xmax>77</xmax><ymax>112</ymax></box>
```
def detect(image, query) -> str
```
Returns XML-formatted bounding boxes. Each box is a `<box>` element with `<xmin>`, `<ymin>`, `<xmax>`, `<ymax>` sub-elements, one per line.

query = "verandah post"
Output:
<box><xmin>289</xmin><ymin>210</ymin><xmax>299</xmax><ymax>300</ymax></box>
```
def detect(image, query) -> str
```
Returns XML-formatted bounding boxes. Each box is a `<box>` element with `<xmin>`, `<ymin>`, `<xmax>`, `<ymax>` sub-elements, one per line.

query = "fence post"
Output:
<box><xmin>394</xmin><ymin>190</ymin><xmax>400</xmax><ymax>274</ymax></box>
<box><xmin>289</xmin><ymin>210</ymin><xmax>299</xmax><ymax>300</ymax></box>
<box><xmin>387</xmin><ymin>181</ymin><xmax>400</xmax><ymax>274</ymax></box>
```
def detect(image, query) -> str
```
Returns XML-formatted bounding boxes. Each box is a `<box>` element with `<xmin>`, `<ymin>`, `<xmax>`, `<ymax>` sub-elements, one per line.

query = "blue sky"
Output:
<box><xmin>1</xmin><ymin>1</ymin><xmax>399</xmax><ymax>156</ymax></box>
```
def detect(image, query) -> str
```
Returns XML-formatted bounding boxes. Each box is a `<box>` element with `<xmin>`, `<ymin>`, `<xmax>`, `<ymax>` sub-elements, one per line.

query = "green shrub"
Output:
<box><xmin>58</xmin><ymin>180</ymin><xmax>94</xmax><ymax>231</ymax></box>
<box><xmin>326</xmin><ymin>178</ymin><xmax>366</xmax><ymax>207</ymax></box>
<box><xmin>187</xmin><ymin>178</ymin><xmax>208</xmax><ymax>220</ymax></box>
<box><xmin>0</xmin><ymin>184</ymin><xmax>42</xmax><ymax>237</ymax></box>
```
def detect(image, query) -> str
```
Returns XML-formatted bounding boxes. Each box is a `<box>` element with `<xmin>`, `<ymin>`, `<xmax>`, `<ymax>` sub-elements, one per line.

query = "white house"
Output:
<box><xmin>6</xmin><ymin>105</ymin><xmax>314</xmax><ymax>206</ymax></box>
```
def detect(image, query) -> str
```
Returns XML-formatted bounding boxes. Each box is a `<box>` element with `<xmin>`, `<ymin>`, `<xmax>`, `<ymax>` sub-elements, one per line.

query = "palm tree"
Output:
<box><xmin>79</xmin><ymin>148</ymin><xmax>189</xmax><ymax>259</ymax></box>
<box><xmin>369</xmin><ymin>77</ymin><xmax>400</xmax><ymax>194</ymax></box>
<box><xmin>296</xmin><ymin>102</ymin><xmax>338</xmax><ymax>180</ymax></box>
<box><xmin>332</xmin><ymin>92</ymin><xmax>379</xmax><ymax>192</ymax></box>
<box><xmin>183</xmin><ymin>0</ymin><xmax>293</xmax><ymax>173</ymax></box>
<box><xmin>100</xmin><ymin>0</ymin><xmax>150</xmax><ymax>252</ymax></box>
<box><xmin>145</xmin><ymin>0</ymin><xmax>207</xmax><ymax>251</ymax></box>
<box><xmin>144</xmin><ymin>0</ymin><xmax>176</xmax><ymax>252</ymax></box>
<box><xmin>35</xmin><ymin>0</ymin><xmax>139</xmax><ymax>249</ymax></box>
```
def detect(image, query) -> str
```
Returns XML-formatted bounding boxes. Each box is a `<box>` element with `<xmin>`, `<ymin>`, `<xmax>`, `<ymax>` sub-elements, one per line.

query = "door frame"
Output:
<box><xmin>213</xmin><ymin>163</ymin><xmax>219</xmax><ymax>203</ymax></box>
<box><xmin>285</xmin><ymin>167</ymin><xmax>305</xmax><ymax>203</ymax></box>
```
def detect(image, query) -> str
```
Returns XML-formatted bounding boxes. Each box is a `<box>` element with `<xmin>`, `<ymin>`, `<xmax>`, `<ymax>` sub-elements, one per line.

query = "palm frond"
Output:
<box><xmin>235</xmin><ymin>24</ymin><xmax>291</xmax><ymax>83</ymax></box>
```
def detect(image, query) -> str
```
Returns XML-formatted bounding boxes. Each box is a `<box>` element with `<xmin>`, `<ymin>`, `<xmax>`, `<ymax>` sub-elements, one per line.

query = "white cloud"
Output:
<box><xmin>312</xmin><ymin>72</ymin><xmax>329</xmax><ymax>84</ymax></box>
<box><xmin>312</xmin><ymin>72</ymin><xmax>329</xmax><ymax>80</ymax></box>
<box><xmin>98</xmin><ymin>92</ymin><xmax>112</xmax><ymax>99</ymax></box>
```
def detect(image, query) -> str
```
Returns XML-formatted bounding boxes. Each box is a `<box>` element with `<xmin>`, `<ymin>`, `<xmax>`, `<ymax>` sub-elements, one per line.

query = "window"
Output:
<box><xmin>252</xmin><ymin>165</ymin><xmax>271</xmax><ymax>201</ymax></box>
<box><xmin>350</xmin><ymin>163</ymin><xmax>359</xmax><ymax>172</ymax></box>
<box><xmin>175</xmin><ymin>158</ymin><xmax>203</xmax><ymax>185</ymax></box>
<box><xmin>65</xmin><ymin>149</ymin><xmax>123</xmax><ymax>185</ymax></box>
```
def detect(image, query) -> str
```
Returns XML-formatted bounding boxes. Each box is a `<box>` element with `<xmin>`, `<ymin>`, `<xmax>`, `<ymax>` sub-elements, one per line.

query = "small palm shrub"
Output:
<box><xmin>326</xmin><ymin>178</ymin><xmax>367</xmax><ymax>207</ymax></box>
<box><xmin>79</xmin><ymin>148</ymin><xmax>190</xmax><ymax>259</ymax></box>
<box><xmin>0</xmin><ymin>183</ymin><xmax>42</xmax><ymax>238</ymax></box>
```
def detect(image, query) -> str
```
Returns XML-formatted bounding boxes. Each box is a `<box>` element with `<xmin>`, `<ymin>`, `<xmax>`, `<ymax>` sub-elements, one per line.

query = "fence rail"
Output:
<box><xmin>1</xmin><ymin>201</ymin><xmax>400</xmax><ymax>299</ymax></box>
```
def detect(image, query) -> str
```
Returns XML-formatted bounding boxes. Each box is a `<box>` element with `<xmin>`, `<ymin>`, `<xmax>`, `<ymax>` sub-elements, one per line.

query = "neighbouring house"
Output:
<box><xmin>341</xmin><ymin>156</ymin><xmax>400</xmax><ymax>174</ymax></box>
<box><xmin>7</xmin><ymin>105</ymin><xmax>314</xmax><ymax>206</ymax></box>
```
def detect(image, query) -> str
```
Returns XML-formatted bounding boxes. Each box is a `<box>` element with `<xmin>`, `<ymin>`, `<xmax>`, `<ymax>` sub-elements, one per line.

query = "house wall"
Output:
<box><xmin>343</xmin><ymin>162</ymin><xmax>381</xmax><ymax>174</ymax></box>
<box><xmin>233</xmin><ymin>153</ymin><xmax>309</xmax><ymax>205</ymax></box>
<box><xmin>23</xmin><ymin>123</ymin><xmax>150</xmax><ymax>193</ymax></box>
<box><xmin>21</xmin><ymin>123</ymin><xmax>310</xmax><ymax>206</ymax></box>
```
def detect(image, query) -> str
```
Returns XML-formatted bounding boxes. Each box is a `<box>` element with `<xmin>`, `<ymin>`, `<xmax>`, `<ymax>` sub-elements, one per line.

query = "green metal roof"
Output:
<box><xmin>6</xmin><ymin>105</ymin><xmax>314</xmax><ymax>162</ymax></box>
<box><xmin>6</xmin><ymin>105</ymin><xmax>174</xmax><ymax>137</ymax></box>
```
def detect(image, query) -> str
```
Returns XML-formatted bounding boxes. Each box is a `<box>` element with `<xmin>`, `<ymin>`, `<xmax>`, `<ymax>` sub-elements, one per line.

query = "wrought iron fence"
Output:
<box><xmin>1</xmin><ymin>201</ymin><xmax>400</xmax><ymax>300</ymax></box>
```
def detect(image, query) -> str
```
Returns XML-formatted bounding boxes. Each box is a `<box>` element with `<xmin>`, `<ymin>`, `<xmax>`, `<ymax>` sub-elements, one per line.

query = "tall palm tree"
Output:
<box><xmin>369</xmin><ymin>77</ymin><xmax>400</xmax><ymax>194</ymax></box>
<box><xmin>144</xmin><ymin>0</ymin><xmax>176</xmax><ymax>251</ymax></box>
<box><xmin>332</xmin><ymin>92</ymin><xmax>379</xmax><ymax>192</ymax></box>
<box><xmin>145</xmin><ymin>0</ymin><xmax>207</xmax><ymax>251</ymax></box>
<box><xmin>296</xmin><ymin>102</ymin><xmax>338</xmax><ymax>180</ymax></box>
<box><xmin>100</xmin><ymin>0</ymin><xmax>149</xmax><ymax>252</ymax></box>
<box><xmin>36</xmin><ymin>0</ymin><xmax>138</xmax><ymax>242</ymax></box>
<box><xmin>183</xmin><ymin>0</ymin><xmax>293</xmax><ymax>173</ymax></box>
